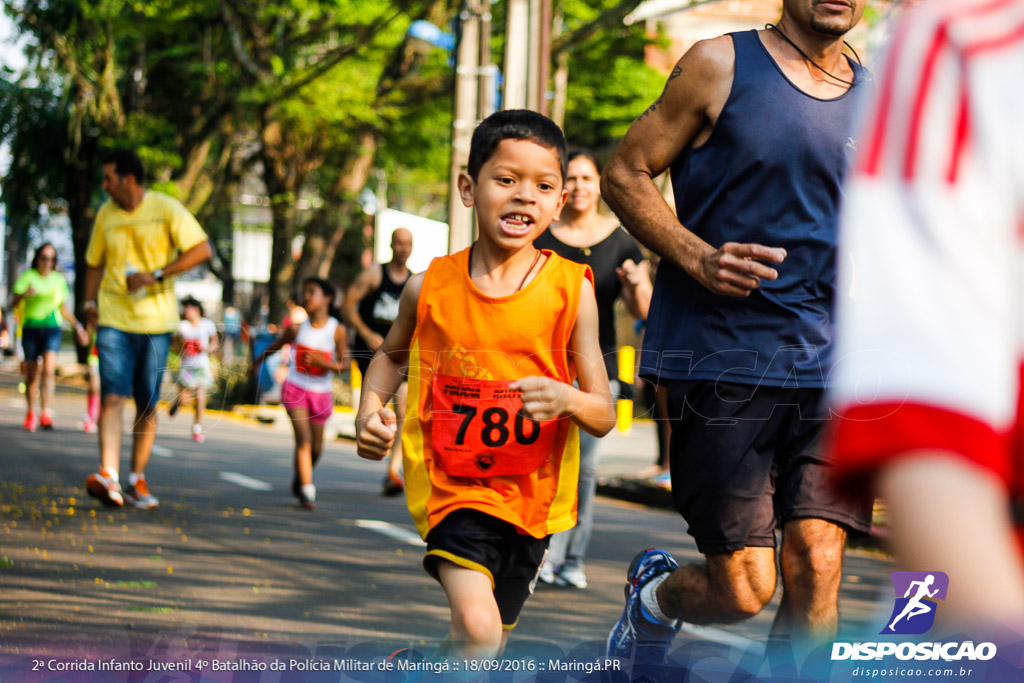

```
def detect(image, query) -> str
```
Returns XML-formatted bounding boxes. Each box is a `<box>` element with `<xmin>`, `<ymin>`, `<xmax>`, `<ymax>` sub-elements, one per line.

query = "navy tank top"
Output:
<box><xmin>640</xmin><ymin>29</ymin><xmax>866</xmax><ymax>388</ymax></box>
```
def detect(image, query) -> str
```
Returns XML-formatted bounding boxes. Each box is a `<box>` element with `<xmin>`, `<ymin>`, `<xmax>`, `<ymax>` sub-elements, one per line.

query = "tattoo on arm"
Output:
<box><xmin>636</xmin><ymin>66</ymin><xmax>681</xmax><ymax>121</ymax></box>
<box><xmin>637</xmin><ymin>95</ymin><xmax>664</xmax><ymax>121</ymax></box>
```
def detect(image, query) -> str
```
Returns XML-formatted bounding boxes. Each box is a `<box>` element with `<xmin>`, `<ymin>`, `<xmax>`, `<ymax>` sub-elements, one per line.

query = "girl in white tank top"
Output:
<box><xmin>286</xmin><ymin>317</ymin><xmax>340</xmax><ymax>394</ymax></box>
<box><xmin>254</xmin><ymin>278</ymin><xmax>347</xmax><ymax>509</ymax></box>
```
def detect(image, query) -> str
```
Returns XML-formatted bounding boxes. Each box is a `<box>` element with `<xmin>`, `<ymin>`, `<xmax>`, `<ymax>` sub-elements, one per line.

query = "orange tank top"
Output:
<box><xmin>402</xmin><ymin>247</ymin><xmax>593</xmax><ymax>539</ymax></box>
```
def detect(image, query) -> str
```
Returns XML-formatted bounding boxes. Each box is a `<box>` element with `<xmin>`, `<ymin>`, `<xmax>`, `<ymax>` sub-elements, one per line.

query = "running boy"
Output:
<box><xmin>356</xmin><ymin>110</ymin><xmax>616</xmax><ymax>658</ymax></box>
<box><xmin>256</xmin><ymin>278</ymin><xmax>346</xmax><ymax>509</ymax></box>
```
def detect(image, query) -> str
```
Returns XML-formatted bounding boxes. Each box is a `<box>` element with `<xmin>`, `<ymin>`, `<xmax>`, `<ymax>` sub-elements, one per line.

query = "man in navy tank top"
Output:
<box><xmin>603</xmin><ymin>0</ymin><xmax>874</xmax><ymax>667</ymax></box>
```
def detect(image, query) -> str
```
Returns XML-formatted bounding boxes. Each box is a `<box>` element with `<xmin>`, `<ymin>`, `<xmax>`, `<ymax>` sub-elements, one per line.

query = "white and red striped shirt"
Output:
<box><xmin>831</xmin><ymin>0</ymin><xmax>1024</xmax><ymax>493</ymax></box>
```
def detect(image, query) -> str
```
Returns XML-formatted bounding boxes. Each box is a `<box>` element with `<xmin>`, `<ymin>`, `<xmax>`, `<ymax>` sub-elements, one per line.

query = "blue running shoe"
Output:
<box><xmin>607</xmin><ymin>548</ymin><xmax>682</xmax><ymax>668</ymax></box>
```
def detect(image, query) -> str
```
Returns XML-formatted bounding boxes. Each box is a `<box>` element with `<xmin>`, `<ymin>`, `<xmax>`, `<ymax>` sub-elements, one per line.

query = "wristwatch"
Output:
<box><xmin>153</xmin><ymin>268</ymin><xmax>165</xmax><ymax>283</ymax></box>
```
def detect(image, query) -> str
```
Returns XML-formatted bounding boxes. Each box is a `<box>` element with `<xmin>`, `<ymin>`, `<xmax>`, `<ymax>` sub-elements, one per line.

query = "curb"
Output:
<box><xmin>596</xmin><ymin>477</ymin><xmax>674</xmax><ymax>510</ymax></box>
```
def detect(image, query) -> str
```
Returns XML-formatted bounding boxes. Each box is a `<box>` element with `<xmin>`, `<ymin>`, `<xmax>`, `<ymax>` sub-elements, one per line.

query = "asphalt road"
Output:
<box><xmin>0</xmin><ymin>377</ymin><xmax>895</xmax><ymax>681</ymax></box>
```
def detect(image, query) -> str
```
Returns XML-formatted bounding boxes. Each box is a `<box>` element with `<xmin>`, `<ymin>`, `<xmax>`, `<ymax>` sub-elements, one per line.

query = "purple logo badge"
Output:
<box><xmin>882</xmin><ymin>571</ymin><xmax>949</xmax><ymax>635</ymax></box>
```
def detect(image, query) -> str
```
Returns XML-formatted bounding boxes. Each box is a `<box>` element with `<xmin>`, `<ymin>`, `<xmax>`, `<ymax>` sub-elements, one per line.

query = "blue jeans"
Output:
<box><xmin>96</xmin><ymin>326</ymin><xmax>172</xmax><ymax>413</ymax></box>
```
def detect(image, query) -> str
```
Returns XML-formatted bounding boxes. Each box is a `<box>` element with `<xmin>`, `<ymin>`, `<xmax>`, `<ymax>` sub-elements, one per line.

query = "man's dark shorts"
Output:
<box><xmin>665</xmin><ymin>379</ymin><xmax>873</xmax><ymax>555</ymax></box>
<box><xmin>423</xmin><ymin>508</ymin><xmax>549</xmax><ymax>629</ymax></box>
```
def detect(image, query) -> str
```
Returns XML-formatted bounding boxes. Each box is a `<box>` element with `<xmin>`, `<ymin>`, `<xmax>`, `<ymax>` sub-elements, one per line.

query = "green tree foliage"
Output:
<box><xmin>0</xmin><ymin>0</ymin><xmax>455</xmax><ymax>321</ymax></box>
<box><xmin>1</xmin><ymin>0</ymin><xmax>662</xmax><ymax>326</ymax></box>
<box><xmin>557</xmin><ymin>0</ymin><xmax>666</xmax><ymax>151</ymax></box>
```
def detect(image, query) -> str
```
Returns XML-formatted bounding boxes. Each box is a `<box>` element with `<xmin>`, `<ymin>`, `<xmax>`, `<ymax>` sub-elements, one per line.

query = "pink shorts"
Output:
<box><xmin>281</xmin><ymin>381</ymin><xmax>334</xmax><ymax>424</ymax></box>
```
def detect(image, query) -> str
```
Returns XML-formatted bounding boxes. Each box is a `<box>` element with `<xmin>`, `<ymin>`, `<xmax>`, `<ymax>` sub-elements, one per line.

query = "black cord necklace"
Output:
<box><xmin>765</xmin><ymin>23</ymin><xmax>862</xmax><ymax>87</ymax></box>
<box><xmin>468</xmin><ymin>244</ymin><xmax>542</xmax><ymax>293</ymax></box>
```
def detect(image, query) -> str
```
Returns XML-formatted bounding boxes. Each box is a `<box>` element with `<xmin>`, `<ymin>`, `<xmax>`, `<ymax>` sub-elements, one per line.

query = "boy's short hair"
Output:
<box><xmin>102</xmin><ymin>149</ymin><xmax>146</xmax><ymax>185</ymax></box>
<box><xmin>467</xmin><ymin>110</ymin><xmax>568</xmax><ymax>181</ymax></box>
<box><xmin>303</xmin><ymin>276</ymin><xmax>336</xmax><ymax>303</ymax></box>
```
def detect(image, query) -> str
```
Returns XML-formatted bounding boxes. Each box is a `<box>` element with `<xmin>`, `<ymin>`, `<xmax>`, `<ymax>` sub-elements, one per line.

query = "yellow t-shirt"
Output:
<box><xmin>86</xmin><ymin>191</ymin><xmax>207</xmax><ymax>334</ymax></box>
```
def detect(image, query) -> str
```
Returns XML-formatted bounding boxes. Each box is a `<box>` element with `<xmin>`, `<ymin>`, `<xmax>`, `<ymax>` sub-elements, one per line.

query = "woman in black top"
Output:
<box><xmin>534</xmin><ymin>150</ymin><xmax>652</xmax><ymax>589</ymax></box>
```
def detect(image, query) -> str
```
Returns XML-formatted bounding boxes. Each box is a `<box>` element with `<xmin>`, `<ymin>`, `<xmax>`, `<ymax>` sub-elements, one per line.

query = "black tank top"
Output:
<box><xmin>353</xmin><ymin>263</ymin><xmax>408</xmax><ymax>353</ymax></box>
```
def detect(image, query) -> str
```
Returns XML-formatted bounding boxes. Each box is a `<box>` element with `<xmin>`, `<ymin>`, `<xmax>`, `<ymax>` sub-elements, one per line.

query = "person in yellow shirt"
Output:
<box><xmin>82</xmin><ymin>149</ymin><xmax>211</xmax><ymax>510</ymax></box>
<box><xmin>356</xmin><ymin>110</ymin><xmax>615</xmax><ymax>659</ymax></box>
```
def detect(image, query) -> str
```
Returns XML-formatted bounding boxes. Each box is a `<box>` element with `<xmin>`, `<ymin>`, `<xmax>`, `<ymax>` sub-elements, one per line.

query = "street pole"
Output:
<box><xmin>537</xmin><ymin>0</ymin><xmax>552</xmax><ymax>117</ymax></box>
<box><xmin>526</xmin><ymin>0</ymin><xmax>541</xmax><ymax>111</ymax></box>
<box><xmin>551</xmin><ymin>10</ymin><xmax>568</xmax><ymax>128</ymax></box>
<box><xmin>448</xmin><ymin>1</ymin><xmax>481</xmax><ymax>254</ymax></box>
<box><xmin>503</xmin><ymin>0</ymin><xmax>529</xmax><ymax>110</ymax></box>
<box><xmin>478</xmin><ymin>5</ymin><xmax>497</xmax><ymax>121</ymax></box>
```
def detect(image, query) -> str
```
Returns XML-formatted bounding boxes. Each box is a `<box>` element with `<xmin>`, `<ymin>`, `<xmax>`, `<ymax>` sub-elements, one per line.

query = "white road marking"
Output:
<box><xmin>219</xmin><ymin>471</ymin><xmax>273</xmax><ymax>491</ymax></box>
<box><xmin>354</xmin><ymin>519</ymin><xmax>426</xmax><ymax>546</ymax></box>
<box><xmin>151</xmin><ymin>445</ymin><xmax>173</xmax><ymax>458</ymax></box>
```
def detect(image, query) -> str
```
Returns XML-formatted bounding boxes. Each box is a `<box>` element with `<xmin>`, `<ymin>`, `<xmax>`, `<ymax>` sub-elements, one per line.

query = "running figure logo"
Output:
<box><xmin>882</xmin><ymin>571</ymin><xmax>949</xmax><ymax>635</ymax></box>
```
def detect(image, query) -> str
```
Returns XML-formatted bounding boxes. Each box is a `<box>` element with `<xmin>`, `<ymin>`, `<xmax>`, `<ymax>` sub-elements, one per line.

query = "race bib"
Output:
<box><xmin>430</xmin><ymin>374</ymin><xmax>559</xmax><ymax>477</ymax></box>
<box><xmin>182</xmin><ymin>339</ymin><xmax>203</xmax><ymax>357</ymax></box>
<box><xmin>295</xmin><ymin>344</ymin><xmax>332</xmax><ymax>376</ymax></box>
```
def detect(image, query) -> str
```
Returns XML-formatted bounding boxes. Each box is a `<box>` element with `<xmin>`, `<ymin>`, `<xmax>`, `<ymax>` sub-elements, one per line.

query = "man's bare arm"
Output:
<box><xmin>602</xmin><ymin>37</ymin><xmax>785</xmax><ymax>298</ymax></box>
<box><xmin>342</xmin><ymin>265</ymin><xmax>384</xmax><ymax>348</ymax></box>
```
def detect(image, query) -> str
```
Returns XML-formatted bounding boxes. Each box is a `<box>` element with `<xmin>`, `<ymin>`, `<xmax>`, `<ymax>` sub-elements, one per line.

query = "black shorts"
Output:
<box><xmin>423</xmin><ymin>509</ymin><xmax>550</xmax><ymax>629</ymax></box>
<box><xmin>665</xmin><ymin>380</ymin><xmax>873</xmax><ymax>555</ymax></box>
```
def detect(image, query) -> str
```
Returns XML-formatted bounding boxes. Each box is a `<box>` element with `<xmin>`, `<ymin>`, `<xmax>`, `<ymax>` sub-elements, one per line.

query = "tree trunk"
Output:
<box><xmin>265</xmin><ymin>191</ymin><xmax>297</xmax><ymax>326</ymax></box>
<box><xmin>260</xmin><ymin>118</ymin><xmax>299</xmax><ymax>325</ymax></box>
<box><xmin>67</xmin><ymin>136</ymin><xmax>100</xmax><ymax>363</ymax></box>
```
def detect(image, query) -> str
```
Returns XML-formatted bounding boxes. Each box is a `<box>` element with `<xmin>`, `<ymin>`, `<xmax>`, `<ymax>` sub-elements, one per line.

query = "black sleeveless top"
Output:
<box><xmin>353</xmin><ymin>263</ymin><xmax>408</xmax><ymax>354</ymax></box>
<box><xmin>534</xmin><ymin>227</ymin><xmax>643</xmax><ymax>380</ymax></box>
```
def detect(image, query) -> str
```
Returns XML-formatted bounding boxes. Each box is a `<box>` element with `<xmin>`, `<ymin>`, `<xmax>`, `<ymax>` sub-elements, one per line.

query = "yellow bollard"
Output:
<box><xmin>350</xmin><ymin>360</ymin><xmax>362</xmax><ymax>390</ymax></box>
<box><xmin>350</xmin><ymin>360</ymin><xmax>362</xmax><ymax>409</ymax></box>
<box><xmin>617</xmin><ymin>345</ymin><xmax>635</xmax><ymax>434</ymax></box>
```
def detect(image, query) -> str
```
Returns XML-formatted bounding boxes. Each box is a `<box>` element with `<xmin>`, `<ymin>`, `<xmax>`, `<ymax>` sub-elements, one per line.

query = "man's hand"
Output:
<box><xmin>696</xmin><ymin>242</ymin><xmax>787</xmax><ymax>297</ymax></box>
<box><xmin>84</xmin><ymin>303</ymin><xmax>99</xmax><ymax>330</ymax></box>
<box><xmin>126</xmin><ymin>271</ymin><xmax>158</xmax><ymax>292</ymax></box>
<box><xmin>357</xmin><ymin>408</ymin><xmax>397</xmax><ymax>460</ymax></box>
<box><xmin>511</xmin><ymin>376</ymin><xmax>572</xmax><ymax>422</ymax></box>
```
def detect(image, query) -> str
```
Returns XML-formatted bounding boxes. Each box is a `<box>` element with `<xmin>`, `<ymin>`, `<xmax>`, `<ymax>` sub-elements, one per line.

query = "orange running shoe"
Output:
<box><xmin>86</xmin><ymin>469</ymin><xmax>124</xmax><ymax>507</ymax></box>
<box><xmin>124</xmin><ymin>477</ymin><xmax>159</xmax><ymax>510</ymax></box>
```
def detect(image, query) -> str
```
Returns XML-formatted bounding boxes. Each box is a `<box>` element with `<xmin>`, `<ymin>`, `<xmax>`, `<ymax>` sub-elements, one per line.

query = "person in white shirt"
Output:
<box><xmin>255</xmin><ymin>278</ymin><xmax>347</xmax><ymax>509</ymax></box>
<box><xmin>831</xmin><ymin>0</ymin><xmax>1024</xmax><ymax>627</ymax></box>
<box><xmin>169</xmin><ymin>297</ymin><xmax>219</xmax><ymax>443</ymax></box>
